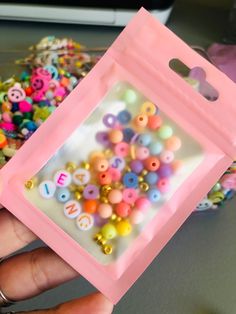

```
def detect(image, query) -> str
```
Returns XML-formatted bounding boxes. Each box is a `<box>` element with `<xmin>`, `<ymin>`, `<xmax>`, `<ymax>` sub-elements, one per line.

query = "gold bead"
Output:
<box><xmin>77</xmin><ymin>185</ymin><xmax>85</xmax><ymax>193</ymax></box>
<box><xmin>139</xmin><ymin>182</ymin><xmax>149</xmax><ymax>192</ymax></box>
<box><xmin>104</xmin><ymin>149</ymin><xmax>113</xmax><ymax>158</ymax></box>
<box><xmin>97</xmin><ymin>237</ymin><xmax>107</xmax><ymax>246</ymax></box>
<box><xmin>66</xmin><ymin>162</ymin><xmax>77</xmax><ymax>173</ymax></box>
<box><xmin>125</xmin><ymin>166</ymin><xmax>131</xmax><ymax>172</ymax></box>
<box><xmin>94</xmin><ymin>233</ymin><xmax>102</xmax><ymax>242</ymax></box>
<box><xmin>80</xmin><ymin>161</ymin><xmax>90</xmax><ymax>170</ymax></box>
<box><xmin>113</xmin><ymin>182</ymin><xmax>123</xmax><ymax>189</ymax></box>
<box><xmin>116</xmin><ymin>216</ymin><xmax>122</xmax><ymax>223</ymax></box>
<box><xmin>141</xmin><ymin>169</ymin><xmax>148</xmax><ymax>176</ymax></box>
<box><xmin>74</xmin><ymin>191</ymin><xmax>82</xmax><ymax>200</ymax></box>
<box><xmin>110</xmin><ymin>214</ymin><xmax>117</xmax><ymax>222</ymax></box>
<box><xmin>100</xmin><ymin>185</ymin><xmax>112</xmax><ymax>196</ymax></box>
<box><xmin>138</xmin><ymin>176</ymin><xmax>144</xmax><ymax>183</ymax></box>
<box><xmin>25</xmin><ymin>180</ymin><xmax>34</xmax><ymax>189</ymax></box>
<box><xmin>103</xmin><ymin>244</ymin><xmax>113</xmax><ymax>255</ymax></box>
<box><xmin>69</xmin><ymin>183</ymin><xmax>77</xmax><ymax>192</ymax></box>
<box><xmin>100</xmin><ymin>196</ymin><xmax>109</xmax><ymax>204</ymax></box>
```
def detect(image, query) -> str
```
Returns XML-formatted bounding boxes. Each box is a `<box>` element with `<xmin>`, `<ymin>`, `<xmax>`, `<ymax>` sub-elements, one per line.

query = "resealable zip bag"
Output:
<box><xmin>1</xmin><ymin>8</ymin><xmax>236</xmax><ymax>303</ymax></box>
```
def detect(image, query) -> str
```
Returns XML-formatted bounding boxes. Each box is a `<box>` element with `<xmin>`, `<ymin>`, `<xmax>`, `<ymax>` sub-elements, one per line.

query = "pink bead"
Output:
<box><xmin>55</xmin><ymin>86</ymin><xmax>66</xmax><ymax>97</ymax></box>
<box><xmin>35</xmin><ymin>67</ymin><xmax>51</xmax><ymax>80</ymax></box>
<box><xmin>19</xmin><ymin>100</ymin><xmax>32</xmax><ymax>113</ymax></box>
<box><xmin>107</xmin><ymin>167</ymin><xmax>122</xmax><ymax>182</ymax></box>
<box><xmin>147</xmin><ymin>115</ymin><xmax>162</xmax><ymax>130</ymax></box>
<box><xmin>114</xmin><ymin>142</ymin><xmax>130</xmax><ymax>157</ymax></box>
<box><xmin>0</xmin><ymin>122</ymin><xmax>15</xmax><ymax>131</ymax></box>
<box><xmin>32</xmin><ymin>90</ymin><xmax>44</xmax><ymax>102</ymax></box>
<box><xmin>165</xmin><ymin>136</ymin><xmax>182</xmax><ymax>151</ymax></box>
<box><xmin>157</xmin><ymin>178</ymin><xmax>170</xmax><ymax>193</ymax></box>
<box><xmin>129</xmin><ymin>209</ymin><xmax>144</xmax><ymax>224</ymax></box>
<box><xmin>122</xmin><ymin>188</ymin><xmax>138</xmax><ymax>204</ymax></box>
<box><xmin>171</xmin><ymin>160</ymin><xmax>183</xmax><ymax>173</ymax></box>
<box><xmin>7</xmin><ymin>83</ymin><xmax>26</xmax><ymax>102</ymax></box>
<box><xmin>160</xmin><ymin>150</ymin><xmax>174</xmax><ymax>164</ymax></box>
<box><xmin>2</xmin><ymin>112</ymin><xmax>12</xmax><ymax>123</ymax></box>
<box><xmin>98</xmin><ymin>203</ymin><xmax>113</xmax><ymax>219</ymax></box>
<box><xmin>108</xmin><ymin>189</ymin><xmax>123</xmax><ymax>204</ymax></box>
<box><xmin>31</xmin><ymin>75</ymin><xmax>49</xmax><ymax>92</ymax></box>
<box><xmin>98</xmin><ymin>171</ymin><xmax>112</xmax><ymax>185</ymax></box>
<box><xmin>135</xmin><ymin>146</ymin><xmax>150</xmax><ymax>160</ymax></box>
<box><xmin>135</xmin><ymin>197</ymin><xmax>151</xmax><ymax>212</ymax></box>
<box><xmin>115</xmin><ymin>202</ymin><xmax>131</xmax><ymax>218</ymax></box>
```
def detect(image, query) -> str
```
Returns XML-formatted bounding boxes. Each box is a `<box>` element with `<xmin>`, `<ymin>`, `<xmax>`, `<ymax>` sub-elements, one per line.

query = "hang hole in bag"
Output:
<box><xmin>169</xmin><ymin>59</ymin><xmax>219</xmax><ymax>102</ymax></box>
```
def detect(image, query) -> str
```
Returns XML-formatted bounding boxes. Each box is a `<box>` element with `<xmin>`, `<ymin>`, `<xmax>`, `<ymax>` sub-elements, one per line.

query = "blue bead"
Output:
<box><xmin>149</xmin><ymin>142</ymin><xmax>163</xmax><ymax>155</ymax></box>
<box><xmin>123</xmin><ymin>128</ymin><xmax>135</xmax><ymax>143</ymax></box>
<box><xmin>44</xmin><ymin>65</ymin><xmax>58</xmax><ymax>79</ymax></box>
<box><xmin>11</xmin><ymin>103</ymin><xmax>19</xmax><ymax>112</ymax></box>
<box><xmin>137</xmin><ymin>133</ymin><xmax>152</xmax><ymax>146</ymax></box>
<box><xmin>123</xmin><ymin>172</ymin><xmax>138</xmax><ymax>188</ymax></box>
<box><xmin>145</xmin><ymin>172</ymin><xmax>159</xmax><ymax>185</ymax></box>
<box><xmin>147</xmin><ymin>188</ymin><xmax>161</xmax><ymax>203</ymax></box>
<box><xmin>25</xmin><ymin>121</ymin><xmax>37</xmax><ymax>131</ymax></box>
<box><xmin>55</xmin><ymin>188</ymin><xmax>70</xmax><ymax>203</ymax></box>
<box><xmin>117</xmin><ymin>110</ymin><xmax>131</xmax><ymax>124</ymax></box>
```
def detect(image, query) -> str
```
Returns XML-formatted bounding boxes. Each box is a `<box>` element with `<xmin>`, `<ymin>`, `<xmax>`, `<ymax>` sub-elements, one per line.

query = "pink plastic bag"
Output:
<box><xmin>1</xmin><ymin>8</ymin><xmax>236</xmax><ymax>303</ymax></box>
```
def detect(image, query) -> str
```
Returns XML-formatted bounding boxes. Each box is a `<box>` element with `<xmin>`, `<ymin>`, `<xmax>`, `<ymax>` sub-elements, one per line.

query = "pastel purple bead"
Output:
<box><xmin>83</xmin><ymin>184</ymin><xmax>99</xmax><ymax>199</ymax></box>
<box><xmin>130</xmin><ymin>159</ymin><xmax>144</xmax><ymax>174</ymax></box>
<box><xmin>157</xmin><ymin>164</ymin><xmax>173</xmax><ymax>178</ymax></box>
<box><xmin>103</xmin><ymin>113</ymin><xmax>117</xmax><ymax>128</ymax></box>
<box><xmin>96</xmin><ymin>131</ymin><xmax>110</xmax><ymax>146</ymax></box>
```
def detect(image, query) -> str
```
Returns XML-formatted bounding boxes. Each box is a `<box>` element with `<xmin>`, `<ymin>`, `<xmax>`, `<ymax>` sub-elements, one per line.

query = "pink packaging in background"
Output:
<box><xmin>1</xmin><ymin>8</ymin><xmax>236</xmax><ymax>304</ymax></box>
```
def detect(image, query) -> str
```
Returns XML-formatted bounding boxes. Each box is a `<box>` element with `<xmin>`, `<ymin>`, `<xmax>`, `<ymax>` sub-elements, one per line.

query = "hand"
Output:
<box><xmin>0</xmin><ymin>209</ymin><xmax>114</xmax><ymax>314</ymax></box>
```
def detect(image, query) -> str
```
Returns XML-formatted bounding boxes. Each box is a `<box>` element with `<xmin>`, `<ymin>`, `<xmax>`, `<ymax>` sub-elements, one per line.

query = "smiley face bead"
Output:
<box><xmin>76</xmin><ymin>213</ymin><xmax>94</xmax><ymax>231</ymax></box>
<box><xmin>8</xmin><ymin>83</ymin><xmax>26</xmax><ymax>103</ymax></box>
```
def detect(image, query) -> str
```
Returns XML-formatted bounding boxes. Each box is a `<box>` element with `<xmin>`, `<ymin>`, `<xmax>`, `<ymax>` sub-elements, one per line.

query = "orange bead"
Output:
<box><xmin>171</xmin><ymin>160</ymin><xmax>183</xmax><ymax>172</ymax></box>
<box><xmin>165</xmin><ymin>136</ymin><xmax>182</xmax><ymax>151</ymax></box>
<box><xmin>83</xmin><ymin>199</ymin><xmax>98</xmax><ymax>214</ymax></box>
<box><xmin>147</xmin><ymin>115</ymin><xmax>162</xmax><ymax>130</ymax></box>
<box><xmin>98</xmin><ymin>171</ymin><xmax>112</xmax><ymax>185</ymax></box>
<box><xmin>25</xmin><ymin>86</ymin><xmax>33</xmax><ymax>96</ymax></box>
<box><xmin>134</xmin><ymin>114</ymin><xmax>148</xmax><ymax>128</ymax></box>
<box><xmin>1</xmin><ymin>102</ymin><xmax>12</xmax><ymax>112</ymax></box>
<box><xmin>144</xmin><ymin>156</ymin><xmax>160</xmax><ymax>171</ymax></box>
<box><xmin>108</xmin><ymin>129</ymin><xmax>123</xmax><ymax>144</ymax></box>
<box><xmin>0</xmin><ymin>133</ymin><xmax>7</xmax><ymax>148</ymax></box>
<box><xmin>92</xmin><ymin>157</ymin><xmax>109</xmax><ymax>172</ymax></box>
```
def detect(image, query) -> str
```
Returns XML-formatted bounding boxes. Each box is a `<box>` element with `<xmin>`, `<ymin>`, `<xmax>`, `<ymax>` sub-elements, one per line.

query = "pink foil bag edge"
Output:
<box><xmin>0</xmin><ymin>8</ymin><xmax>236</xmax><ymax>303</ymax></box>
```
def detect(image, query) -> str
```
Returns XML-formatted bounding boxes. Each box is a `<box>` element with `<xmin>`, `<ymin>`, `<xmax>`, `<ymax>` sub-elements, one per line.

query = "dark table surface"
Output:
<box><xmin>1</xmin><ymin>1</ymin><xmax>235</xmax><ymax>313</ymax></box>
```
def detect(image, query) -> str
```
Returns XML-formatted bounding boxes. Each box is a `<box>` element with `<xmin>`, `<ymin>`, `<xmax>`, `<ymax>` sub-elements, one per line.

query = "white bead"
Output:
<box><xmin>54</xmin><ymin>170</ymin><xmax>72</xmax><ymax>187</ymax></box>
<box><xmin>76</xmin><ymin>213</ymin><xmax>94</xmax><ymax>231</ymax></box>
<box><xmin>64</xmin><ymin>200</ymin><xmax>81</xmax><ymax>218</ymax></box>
<box><xmin>72</xmin><ymin>168</ymin><xmax>90</xmax><ymax>185</ymax></box>
<box><xmin>39</xmin><ymin>180</ymin><xmax>56</xmax><ymax>199</ymax></box>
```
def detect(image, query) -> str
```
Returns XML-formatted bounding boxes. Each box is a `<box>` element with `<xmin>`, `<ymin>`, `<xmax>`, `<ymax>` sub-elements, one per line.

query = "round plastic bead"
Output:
<box><xmin>157</xmin><ymin>125</ymin><xmax>173</xmax><ymax>140</ymax></box>
<box><xmin>149</xmin><ymin>142</ymin><xmax>163</xmax><ymax>155</ymax></box>
<box><xmin>147</xmin><ymin>115</ymin><xmax>162</xmax><ymax>130</ymax></box>
<box><xmin>123</xmin><ymin>172</ymin><xmax>138</xmax><ymax>188</ymax></box>
<box><xmin>123</xmin><ymin>128</ymin><xmax>135</xmax><ymax>143</ymax></box>
<box><xmin>147</xmin><ymin>188</ymin><xmax>161</xmax><ymax>203</ymax></box>
<box><xmin>38</xmin><ymin>180</ymin><xmax>56</xmax><ymax>199</ymax></box>
<box><xmin>130</xmin><ymin>159</ymin><xmax>143</xmax><ymax>174</ymax></box>
<box><xmin>123</xmin><ymin>89</ymin><xmax>137</xmax><ymax>104</ymax></box>
<box><xmin>108</xmin><ymin>189</ymin><xmax>123</xmax><ymax>204</ymax></box>
<box><xmin>54</xmin><ymin>170</ymin><xmax>72</xmax><ymax>187</ymax></box>
<box><xmin>114</xmin><ymin>142</ymin><xmax>129</xmax><ymax>157</ymax></box>
<box><xmin>122</xmin><ymin>188</ymin><xmax>138</xmax><ymax>204</ymax></box>
<box><xmin>101</xmin><ymin>223</ymin><xmax>117</xmax><ymax>240</ymax></box>
<box><xmin>73</xmin><ymin>168</ymin><xmax>91</xmax><ymax>185</ymax></box>
<box><xmin>103</xmin><ymin>113</ymin><xmax>117</xmax><ymax>128</ymax></box>
<box><xmin>140</xmin><ymin>101</ymin><xmax>157</xmax><ymax>116</ymax></box>
<box><xmin>157</xmin><ymin>178</ymin><xmax>170</xmax><ymax>193</ymax></box>
<box><xmin>93</xmin><ymin>157</ymin><xmax>109</xmax><ymax>172</ymax></box>
<box><xmin>83</xmin><ymin>184</ymin><xmax>99</xmax><ymax>199</ymax></box>
<box><xmin>171</xmin><ymin>160</ymin><xmax>183</xmax><ymax>173</ymax></box>
<box><xmin>117</xmin><ymin>110</ymin><xmax>131</xmax><ymax>124</ymax></box>
<box><xmin>19</xmin><ymin>100</ymin><xmax>32</xmax><ymax>113</ymax></box>
<box><xmin>144</xmin><ymin>156</ymin><xmax>160</xmax><ymax>171</ymax></box>
<box><xmin>160</xmin><ymin>150</ymin><xmax>174</xmax><ymax>164</ymax></box>
<box><xmin>134</xmin><ymin>114</ymin><xmax>148</xmax><ymax>128</ymax></box>
<box><xmin>0</xmin><ymin>133</ymin><xmax>7</xmax><ymax>148</ymax></box>
<box><xmin>115</xmin><ymin>202</ymin><xmax>131</xmax><ymax>218</ymax></box>
<box><xmin>8</xmin><ymin>83</ymin><xmax>26</xmax><ymax>102</ymax></box>
<box><xmin>96</xmin><ymin>131</ymin><xmax>110</xmax><ymax>147</ymax></box>
<box><xmin>158</xmin><ymin>164</ymin><xmax>173</xmax><ymax>178</ymax></box>
<box><xmin>2</xmin><ymin>112</ymin><xmax>12</xmax><ymax>123</ymax></box>
<box><xmin>129</xmin><ymin>209</ymin><xmax>144</xmax><ymax>224</ymax></box>
<box><xmin>109</xmin><ymin>156</ymin><xmax>126</xmax><ymax>171</ymax></box>
<box><xmin>108</xmin><ymin>167</ymin><xmax>122</xmax><ymax>182</ymax></box>
<box><xmin>55</xmin><ymin>188</ymin><xmax>71</xmax><ymax>203</ymax></box>
<box><xmin>83</xmin><ymin>199</ymin><xmax>98</xmax><ymax>214</ymax></box>
<box><xmin>76</xmin><ymin>213</ymin><xmax>94</xmax><ymax>231</ymax></box>
<box><xmin>64</xmin><ymin>200</ymin><xmax>81</xmax><ymax>219</ymax></box>
<box><xmin>137</xmin><ymin>133</ymin><xmax>152</xmax><ymax>146</ymax></box>
<box><xmin>116</xmin><ymin>220</ymin><xmax>132</xmax><ymax>236</ymax></box>
<box><xmin>98</xmin><ymin>203</ymin><xmax>113</xmax><ymax>219</ymax></box>
<box><xmin>145</xmin><ymin>172</ymin><xmax>159</xmax><ymax>185</ymax></box>
<box><xmin>109</xmin><ymin>129</ymin><xmax>123</xmax><ymax>144</ymax></box>
<box><xmin>165</xmin><ymin>136</ymin><xmax>182</xmax><ymax>151</ymax></box>
<box><xmin>135</xmin><ymin>146</ymin><xmax>150</xmax><ymax>160</ymax></box>
<box><xmin>98</xmin><ymin>171</ymin><xmax>112</xmax><ymax>185</ymax></box>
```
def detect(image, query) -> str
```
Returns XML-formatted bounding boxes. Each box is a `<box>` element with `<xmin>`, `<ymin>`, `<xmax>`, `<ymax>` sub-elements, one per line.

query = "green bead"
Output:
<box><xmin>211</xmin><ymin>182</ymin><xmax>221</xmax><ymax>192</ymax></box>
<box><xmin>23</xmin><ymin>112</ymin><xmax>33</xmax><ymax>120</ymax></box>
<box><xmin>101</xmin><ymin>223</ymin><xmax>117</xmax><ymax>240</ymax></box>
<box><xmin>123</xmin><ymin>89</ymin><xmax>137</xmax><ymax>104</ymax></box>
<box><xmin>13</xmin><ymin>114</ymin><xmax>23</xmax><ymax>126</ymax></box>
<box><xmin>157</xmin><ymin>125</ymin><xmax>173</xmax><ymax>140</ymax></box>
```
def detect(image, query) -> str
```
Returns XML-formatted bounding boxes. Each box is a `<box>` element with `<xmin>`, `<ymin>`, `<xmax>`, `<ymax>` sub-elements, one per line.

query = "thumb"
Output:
<box><xmin>19</xmin><ymin>292</ymin><xmax>114</xmax><ymax>314</ymax></box>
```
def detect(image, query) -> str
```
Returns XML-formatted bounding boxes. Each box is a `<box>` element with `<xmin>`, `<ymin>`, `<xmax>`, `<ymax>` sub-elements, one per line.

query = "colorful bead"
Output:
<box><xmin>64</xmin><ymin>200</ymin><xmax>81</xmax><ymax>218</ymax></box>
<box><xmin>165</xmin><ymin>136</ymin><xmax>182</xmax><ymax>151</ymax></box>
<box><xmin>103</xmin><ymin>113</ymin><xmax>117</xmax><ymax>128</ymax></box>
<box><xmin>109</xmin><ymin>129</ymin><xmax>123</xmax><ymax>144</ymax></box>
<box><xmin>123</xmin><ymin>127</ymin><xmax>135</xmax><ymax>143</ymax></box>
<box><xmin>123</xmin><ymin>172</ymin><xmax>138</xmax><ymax>188</ymax></box>
<box><xmin>54</xmin><ymin>170</ymin><xmax>72</xmax><ymax>187</ymax></box>
<box><xmin>137</xmin><ymin>133</ymin><xmax>152</xmax><ymax>146</ymax></box>
<box><xmin>107</xmin><ymin>167</ymin><xmax>122</xmax><ymax>182</ymax></box>
<box><xmin>147</xmin><ymin>188</ymin><xmax>161</xmax><ymax>203</ymax></box>
<box><xmin>130</xmin><ymin>159</ymin><xmax>144</xmax><ymax>174</ymax></box>
<box><xmin>123</xmin><ymin>88</ymin><xmax>137</xmax><ymax>104</ymax></box>
<box><xmin>147</xmin><ymin>115</ymin><xmax>162</xmax><ymax>130</ymax></box>
<box><xmin>122</xmin><ymin>188</ymin><xmax>138</xmax><ymax>204</ymax></box>
<box><xmin>7</xmin><ymin>83</ymin><xmax>26</xmax><ymax>102</ymax></box>
<box><xmin>83</xmin><ymin>199</ymin><xmax>98</xmax><ymax>214</ymax></box>
<box><xmin>134</xmin><ymin>114</ymin><xmax>148</xmax><ymax>128</ymax></box>
<box><xmin>101</xmin><ymin>223</ymin><xmax>117</xmax><ymax>240</ymax></box>
<box><xmin>149</xmin><ymin>142</ymin><xmax>163</xmax><ymax>155</ymax></box>
<box><xmin>103</xmin><ymin>244</ymin><xmax>113</xmax><ymax>255</ymax></box>
<box><xmin>157</xmin><ymin>178</ymin><xmax>170</xmax><ymax>193</ymax></box>
<box><xmin>98</xmin><ymin>171</ymin><xmax>112</xmax><ymax>185</ymax></box>
<box><xmin>116</xmin><ymin>220</ymin><xmax>132</xmax><ymax>236</ymax></box>
<box><xmin>83</xmin><ymin>184</ymin><xmax>99</xmax><ymax>199</ymax></box>
<box><xmin>98</xmin><ymin>203</ymin><xmax>113</xmax><ymax>219</ymax></box>
<box><xmin>108</xmin><ymin>189</ymin><xmax>123</xmax><ymax>204</ymax></box>
<box><xmin>129</xmin><ymin>210</ymin><xmax>144</xmax><ymax>224</ymax></box>
<box><xmin>92</xmin><ymin>157</ymin><xmax>109</xmax><ymax>172</ymax></box>
<box><xmin>158</xmin><ymin>164</ymin><xmax>173</xmax><ymax>177</ymax></box>
<box><xmin>109</xmin><ymin>156</ymin><xmax>126</xmax><ymax>171</ymax></box>
<box><xmin>55</xmin><ymin>188</ymin><xmax>71</xmax><ymax>203</ymax></box>
<box><xmin>38</xmin><ymin>180</ymin><xmax>56</xmax><ymax>199</ymax></box>
<box><xmin>115</xmin><ymin>202</ymin><xmax>131</xmax><ymax>217</ymax></box>
<box><xmin>73</xmin><ymin>168</ymin><xmax>90</xmax><ymax>185</ymax></box>
<box><xmin>65</xmin><ymin>161</ymin><xmax>77</xmax><ymax>173</ymax></box>
<box><xmin>144</xmin><ymin>156</ymin><xmax>160</xmax><ymax>171</ymax></box>
<box><xmin>145</xmin><ymin>172</ymin><xmax>159</xmax><ymax>185</ymax></box>
<box><xmin>135</xmin><ymin>146</ymin><xmax>150</xmax><ymax>160</ymax></box>
<box><xmin>157</xmin><ymin>125</ymin><xmax>173</xmax><ymax>139</ymax></box>
<box><xmin>76</xmin><ymin>213</ymin><xmax>94</xmax><ymax>231</ymax></box>
<box><xmin>117</xmin><ymin>110</ymin><xmax>131</xmax><ymax>124</ymax></box>
<box><xmin>0</xmin><ymin>133</ymin><xmax>7</xmax><ymax>148</ymax></box>
<box><xmin>140</xmin><ymin>101</ymin><xmax>157</xmax><ymax>116</ymax></box>
<box><xmin>96</xmin><ymin>131</ymin><xmax>110</xmax><ymax>147</ymax></box>
<box><xmin>114</xmin><ymin>142</ymin><xmax>129</xmax><ymax>157</ymax></box>
<box><xmin>160</xmin><ymin>150</ymin><xmax>174</xmax><ymax>164</ymax></box>
<box><xmin>139</xmin><ymin>182</ymin><xmax>149</xmax><ymax>192</ymax></box>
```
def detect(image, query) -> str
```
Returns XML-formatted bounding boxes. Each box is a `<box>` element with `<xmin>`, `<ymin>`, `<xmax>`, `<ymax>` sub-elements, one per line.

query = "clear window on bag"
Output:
<box><xmin>24</xmin><ymin>81</ymin><xmax>203</xmax><ymax>265</ymax></box>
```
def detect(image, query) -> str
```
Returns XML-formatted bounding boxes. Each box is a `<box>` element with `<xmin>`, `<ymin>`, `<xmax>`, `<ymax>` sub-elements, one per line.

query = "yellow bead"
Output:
<box><xmin>140</xmin><ymin>101</ymin><xmax>157</xmax><ymax>116</ymax></box>
<box><xmin>94</xmin><ymin>233</ymin><xmax>102</xmax><ymax>242</ymax></box>
<box><xmin>139</xmin><ymin>182</ymin><xmax>149</xmax><ymax>192</ymax></box>
<box><xmin>100</xmin><ymin>196</ymin><xmax>109</xmax><ymax>204</ymax></box>
<box><xmin>208</xmin><ymin>191</ymin><xmax>224</xmax><ymax>204</ymax></box>
<box><xmin>25</xmin><ymin>180</ymin><xmax>34</xmax><ymax>189</ymax></box>
<box><xmin>116</xmin><ymin>220</ymin><xmax>132</xmax><ymax>237</ymax></box>
<box><xmin>101</xmin><ymin>223</ymin><xmax>117</xmax><ymax>240</ymax></box>
<box><xmin>74</xmin><ymin>191</ymin><xmax>82</xmax><ymax>200</ymax></box>
<box><xmin>66</xmin><ymin>162</ymin><xmax>77</xmax><ymax>173</ymax></box>
<box><xmin>138</xmin><ymin>176</ymin><xmax>144</xmax><ymax>183</ymax></box>
<box><xmin>103</xmin><ymin>244</ymin><xmax>113</xmax><ymax>255</ymax></box>
<box><xmin>100</xmin><ymin>185</ymin><xmax>112</xmax><ymax>196</ymax></box>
